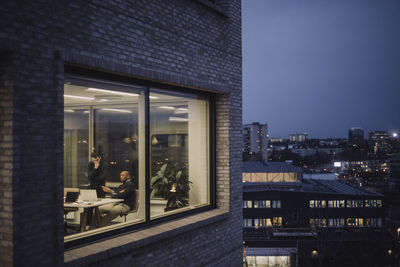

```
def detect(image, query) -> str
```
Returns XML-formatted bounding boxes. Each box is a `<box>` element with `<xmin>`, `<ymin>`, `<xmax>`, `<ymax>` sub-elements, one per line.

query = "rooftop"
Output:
<box><xmin>243</xmin><ymin>161</ymin><xmax>302</xmax><ymax>173</ymax></box>
<box><xmin>243</xmin><ymin>178</ymin><xmax>383</xmax><ymax>197</ymax></box>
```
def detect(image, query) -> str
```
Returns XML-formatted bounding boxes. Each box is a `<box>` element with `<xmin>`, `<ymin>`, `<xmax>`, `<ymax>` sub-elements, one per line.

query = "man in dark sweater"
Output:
<box><xmin>99</xmin><ymin>171</ymin><xmax>136</xmax><ymax>227</ymax></box>
<box><xmin>87</xmin><ymin>151</ymin><xmax>108</xmax><ymax>198</ymax></box>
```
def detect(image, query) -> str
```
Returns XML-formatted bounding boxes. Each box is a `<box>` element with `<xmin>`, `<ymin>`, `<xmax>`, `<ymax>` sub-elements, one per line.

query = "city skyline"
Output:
<box><xmin>266</xmin><ymin>126</ymin><xmax>399</xmax><ymax>139</ymax></box>
<box><xmin>242</xmin><ymin>0</ymin><xmax>400</xmax><ymax>139</ymax></box>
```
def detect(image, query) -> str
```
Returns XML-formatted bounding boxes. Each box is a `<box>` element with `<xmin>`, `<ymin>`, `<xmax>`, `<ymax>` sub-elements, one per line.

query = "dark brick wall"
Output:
<box><xmin>0</xmin><ymin>0</ymin><xmax>242</xmax><ymax>266</ymax></box>
<box><xmin>83</xmin><ymin>221</ymin><xmax>243</xmax><ymax>267</ymax></box>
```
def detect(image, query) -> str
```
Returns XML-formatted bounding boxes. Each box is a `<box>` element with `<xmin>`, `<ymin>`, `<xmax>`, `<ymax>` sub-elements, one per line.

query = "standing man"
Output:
<box><xmin>99</xmin><ymin>171</ymin><xmax>136</xmax><ymax>227</ymax></box>
<box><xmin>87</xmin><ymin>151</ymin><xmax>108</xmax><ymax>198</ymax></box>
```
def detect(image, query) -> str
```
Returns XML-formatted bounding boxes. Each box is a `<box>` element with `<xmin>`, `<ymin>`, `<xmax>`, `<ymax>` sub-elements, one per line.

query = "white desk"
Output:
<box><xmin>64</xmin><ymin>198</ymin><xmax>123</xmax><ymax>232</ymax></box>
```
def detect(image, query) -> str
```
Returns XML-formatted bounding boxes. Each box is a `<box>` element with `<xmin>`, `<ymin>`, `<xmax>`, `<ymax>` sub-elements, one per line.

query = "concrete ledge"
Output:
<box><xmin>64</xmin><ymin>209</ymin><xmax>229</xmax><ymax>266</ymax></box>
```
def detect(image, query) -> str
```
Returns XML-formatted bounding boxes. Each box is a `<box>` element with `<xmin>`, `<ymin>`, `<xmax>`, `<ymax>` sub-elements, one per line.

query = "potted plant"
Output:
<box><xmin>150</xmin><ymin>162</ymin><xmax>192</xmax><ymax>211</ymax></box>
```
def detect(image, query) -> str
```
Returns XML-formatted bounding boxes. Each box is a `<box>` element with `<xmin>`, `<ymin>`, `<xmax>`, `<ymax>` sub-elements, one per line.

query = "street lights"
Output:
<box><xmin>311</xmin><ymin>250</ymin><xmax>318</xmax><ymax>258</ymax></box>
<box><xmin>311</xmin><ymin>250</ymin><xmax>319</xmax><ymax>267</ymax></box>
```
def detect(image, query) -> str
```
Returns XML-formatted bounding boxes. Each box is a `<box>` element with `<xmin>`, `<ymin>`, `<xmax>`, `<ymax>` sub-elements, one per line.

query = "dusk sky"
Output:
<box><xmin>242</xmin><ymin>0</ymin><xmax>400</xmax><ymax>139</ymax></box>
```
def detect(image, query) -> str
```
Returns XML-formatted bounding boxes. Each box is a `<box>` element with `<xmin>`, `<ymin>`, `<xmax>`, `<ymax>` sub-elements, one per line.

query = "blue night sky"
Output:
<box><xmin>242</xmin><ymin>0</ymin><xmax>400</xmax><ymax>139</ymax></box>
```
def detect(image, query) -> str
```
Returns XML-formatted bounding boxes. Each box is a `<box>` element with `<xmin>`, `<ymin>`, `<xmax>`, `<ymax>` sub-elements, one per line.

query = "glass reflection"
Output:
<box><xmin>149</xmin><ymin>89</ymin><xmax>210</xmax><ymax>219</ymax></box>
<box><xmin>64</xmin><ymin>81</ymin><xmax>145</xmax><ymax>240</ymax></box>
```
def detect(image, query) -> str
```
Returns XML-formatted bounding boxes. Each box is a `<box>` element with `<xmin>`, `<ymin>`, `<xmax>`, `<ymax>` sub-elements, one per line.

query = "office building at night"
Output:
<box><xmin>243</xmin><ymin>164</ymin><xmax>397</xmax><ymax>266</ymax></box>
<box><xmin>243</xmin><ymin>122</ymin><xmax>269</xmax><ymax>162</ymax></box>
<box><xmin>0</xmin><ymin>1</ymin><xmax>242</xmax><ymax>266</ymax></box>
<box><xmin>289</xmin><ymin>133</ymin><xmax>307</xmax><ymax>143</ymax></box>
<box><xmin>348</xmin><ymin>127</ymin><xmax>364</xmax><ymax>145</ymax></box>
<box><xmin>369</xmin><ymin>130</ymin><xmax>392</xmax><ymax>158</ymax></box>
<box><xmin>243</xmin><ymin>161</ymin><xmax>302</xmax><ymax>184</ymax></box>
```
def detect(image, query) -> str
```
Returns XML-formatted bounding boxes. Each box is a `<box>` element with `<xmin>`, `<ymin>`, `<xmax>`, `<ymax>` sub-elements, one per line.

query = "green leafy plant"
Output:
<box><xmin>150</xmin><ymin>162</ymin><xmax>192</xmax><ymax>211</ymax></box>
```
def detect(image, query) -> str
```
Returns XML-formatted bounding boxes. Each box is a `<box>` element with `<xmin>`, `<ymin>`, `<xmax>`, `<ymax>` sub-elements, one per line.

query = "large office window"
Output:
<box><xmin>246</xmin><ymin>256</ymin><xmax>290</xmax><ymax>267</ymax></box>
<box><xmin>63</xmin><ymin>74</ymin><xmax>212</xmax><ymax>242</ymax></box>
<box><xmin>310</xmin><ymin>200</ymin><xmax>326</xmax><ymax>208</ymax></box>
<box><xmin>242</xmin><ymin>171</ymin><xmax>300</xmax><ymax>183</ymax></box>
<box><xmin>243</xmin><ymin>200</ymin><xmax>253</xmax><ymax>208</ymax></box>
<box><xmin>64</xmin><ymin>78</ymin><xmax>146</xmax><ymax>241</ymax></box>
<box><xmin>149</xmin><ymin>89</ymin><xmax>210</xmax><ymax>219</ymax></box>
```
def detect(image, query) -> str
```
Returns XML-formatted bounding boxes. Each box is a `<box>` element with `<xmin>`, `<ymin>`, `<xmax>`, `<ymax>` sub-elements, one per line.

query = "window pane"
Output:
<box><xmin>150</xmin><ymin>89</ymin><xmax>210</xmax><ymax>219</ymax></box>
<box><xmin>64</xmin><ymin>80</ymin><xmax>146</xmax><ymax>240</ymax></box>
<box><xmin>94</xmin><ymin>107</ymin><xmax>139</xmax><ymax>185</ymax></box>
<box><xmin>64</xmin><ymin>109</ymin><xmax>89</xmax><ymax>188</ymax></box>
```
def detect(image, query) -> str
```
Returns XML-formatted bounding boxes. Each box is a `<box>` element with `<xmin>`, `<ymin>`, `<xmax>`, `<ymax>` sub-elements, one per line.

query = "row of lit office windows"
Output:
<box><xmin>310</xmin><ymin>217</ymin><xmax>383</xmax><ymax>227</ymax></box>
<box><xmin>243</xmin><ymin>200</ymin><xmax>281</xmax><ymax>209</ymax></box>
<box><xmin>309</xmin><ymin>199</ymin><xmax>382</xmax><ymax>208</ymax></box>
<box><xmin>243</xmin><ymin>217</ymin><xmax>283</xmax><ymax>228</ymax></box>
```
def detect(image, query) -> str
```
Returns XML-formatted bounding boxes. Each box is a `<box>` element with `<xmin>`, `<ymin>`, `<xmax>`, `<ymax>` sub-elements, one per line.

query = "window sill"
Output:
<box><xmin>64</xmin><ymin>208</ymin><xmax>229</xmax><ymax>265</ymax></box>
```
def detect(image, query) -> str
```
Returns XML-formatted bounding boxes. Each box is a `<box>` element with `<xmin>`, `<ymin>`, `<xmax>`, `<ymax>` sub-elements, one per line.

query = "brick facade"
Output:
<box><xmin>0</xmin><ymin>0</ymin><xmax>242</xmax><ymax>266</ymax></box>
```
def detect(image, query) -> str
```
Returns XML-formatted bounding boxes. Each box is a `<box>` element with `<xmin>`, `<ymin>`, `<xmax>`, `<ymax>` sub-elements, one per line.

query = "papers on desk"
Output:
<box><xmin>79</xmin><ymin>201</ymin><xmax>92</xmax><ymax>205</ymax></box>
<box><xmin>64</xmin><ymin>198</ymin><xmax>124</xmax><ymax>208</ymax></box>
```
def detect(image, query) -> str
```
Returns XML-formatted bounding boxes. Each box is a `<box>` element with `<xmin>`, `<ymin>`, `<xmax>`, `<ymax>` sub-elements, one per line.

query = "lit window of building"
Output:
<box><xmin>246</xmin><ymin>255</ymin><xmax>290</xmax><ymax>267</ymax></box>
<box><xmin>242</xmin><ymin>161</ymin><xmax>302</xmax><ymax>183</ymax></box>
<box><xmin>244</xmin><ymin>219</ymin><xmax>253</xmax><ymax>228</ymax></box>
<box><xmin>310</xmin><ymin>218</ymin><xmax>327</xmax><ymax>227</ymax></box>
<box><xmin>272</xmin><ymin>200</ymin><xmax>281</xmax><ymax>209</ymax></box>
<box><xmin>244</xmin><ymin>200</ymin><xmax>253</xmax><ymax>208</ymax></box>
<box><xmin>63</xmin><ymin>76</ymin><xmax>212</xmax><ymax>242</ymax></box>
<box><xmin>272</xmin><ymin>217</ymin><xmax>283</xmax><ymax>227</ymax></box>
<box><xmin>310</xmin><ymin>200</ymin><xmax>326</xmax><ymax>208</ymax></box>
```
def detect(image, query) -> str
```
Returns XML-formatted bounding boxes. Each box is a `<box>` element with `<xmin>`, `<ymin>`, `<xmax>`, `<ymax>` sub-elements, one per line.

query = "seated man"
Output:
<box><xmin>99</xmin><ymin>171</ymin><xmax>136</xmax><ymax>227</ymax></box>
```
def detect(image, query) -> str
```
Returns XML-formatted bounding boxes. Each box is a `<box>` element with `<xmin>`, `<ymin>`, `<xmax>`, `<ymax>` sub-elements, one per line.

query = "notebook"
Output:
<box><xmin>65</xmin><ymin>191</ymin><xmax>80</xmax><ymax>203</ymax></box>
<box><xmin>80</xmin><ymin>189</ymin><xmax>99</xmax><ymax>202</ymax></box>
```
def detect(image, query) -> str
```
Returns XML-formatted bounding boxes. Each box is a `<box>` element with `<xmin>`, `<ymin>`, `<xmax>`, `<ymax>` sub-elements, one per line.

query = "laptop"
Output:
<box><xmin>80</xmin><ymin>189</ymin><xmax>99</xmax><ymax>202</ymax></box>
<box><xmin>65</xmin><ymin>191</ymin><xmax>80</xmax><ymax>203</ymax></box>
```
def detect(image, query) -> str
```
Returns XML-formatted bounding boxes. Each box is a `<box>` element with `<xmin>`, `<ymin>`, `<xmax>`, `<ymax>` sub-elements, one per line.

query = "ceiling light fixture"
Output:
<box><xmin>169</xmin><ymin>117</ymin><xmax>188</xmax><ymax>122</ymax></box>
<box><xmin>64</xmin><ymin>94</ymin><xmax>94</xmax><ymax>100</ymax></box>
<box><xmin>174</xmin><ymin>108</ymin><xmax>188</xmax><ymax>114</ymax></box>
<box><xmin>94</xmin><ymin>95</ymin><xmax>123</xmax><ymax>102</ymax></box>
<box><xmin>100</xmin><ymin>108</ymin><xmax>132</xmax><ymax>113</ymax></box>
<box><xmin>87</xmin><ymin>88</ymin><xmax>139</xmax><ymax>97</ymax></box>
<box><xmin>158</xmin><ymin>106</ymin><xmax>175</xmax><ymax>110</ymax></box>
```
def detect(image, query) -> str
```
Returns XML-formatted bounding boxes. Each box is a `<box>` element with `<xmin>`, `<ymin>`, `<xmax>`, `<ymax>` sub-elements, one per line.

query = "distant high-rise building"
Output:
<box><xmin>348</xmin><ymin>127</ymin><xmax>364</xmax><ymax>145</ymax></box>
<box><xmin>390</xmin><ymin>153</ymin><xmax>400</xmax><ymax>189</ymax></box>
<box><xmin>243</xmin><ymin>122</ymin><xmax>268</xmax><ymax>162</ymax></box>
<box><xmin>369</xmin><ymin>131</ymin><xmax>391</xmax><ymax>158</ymax></box>
<box><xmin>269</xmin><ymin>137</ymin><xmax>284</xmax><ymax>143</ymax></box>
<box><xmin>289</xmin><ymin>133</ymin><xmax>307</xmax><ymax>143</ymax></box>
